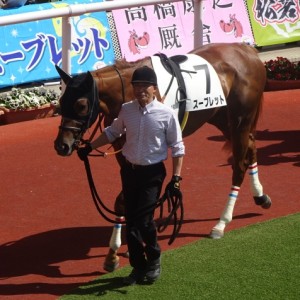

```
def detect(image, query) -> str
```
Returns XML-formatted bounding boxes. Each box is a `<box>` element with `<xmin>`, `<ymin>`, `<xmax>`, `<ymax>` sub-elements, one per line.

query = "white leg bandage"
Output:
<box><xmin>248</xmin><ymin>163</ymin><xmax>263</xmax><ymax>197</ymax></box>
<box><xmin>109</xmin><ymin>216</ymin><xmax>124</xmax><ymax>251</ymax></box>
<box><xmin>214</xmin><ymin>185</ymin><xmax>240</xmax><ymax>231</ymax></box>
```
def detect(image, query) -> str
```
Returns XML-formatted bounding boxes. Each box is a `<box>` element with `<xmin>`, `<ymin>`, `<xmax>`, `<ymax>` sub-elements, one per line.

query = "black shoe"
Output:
<box><xmin>145</xmin><ymin>258</ymin><xmax>161</xmax><ymax>283</ymax></box>
<box><xmin>123</xmin><ymin>268</ymin><xmax>146</xmax><ymax>285</ymax></box>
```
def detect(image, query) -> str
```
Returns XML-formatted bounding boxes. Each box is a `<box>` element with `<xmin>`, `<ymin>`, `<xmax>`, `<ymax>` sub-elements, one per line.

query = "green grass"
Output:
<box><xmin>61</xmin><ymin>213</ymin><xmax>300</xmax><ymax>299</ymax></box>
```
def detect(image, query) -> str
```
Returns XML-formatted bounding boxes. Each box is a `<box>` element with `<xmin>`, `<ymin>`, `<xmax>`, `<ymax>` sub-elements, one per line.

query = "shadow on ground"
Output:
<box><xmin>207</xmin><ymin>129</ymin><xmax>300</xmax><ymax>167</ymax></box>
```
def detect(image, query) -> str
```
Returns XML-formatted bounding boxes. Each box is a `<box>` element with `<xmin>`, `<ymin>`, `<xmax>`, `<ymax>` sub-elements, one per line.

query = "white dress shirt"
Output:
<box><xmin>104</xmin><ymin>98</ymin><xmax>185</xmax><ymax>165</ymax></box>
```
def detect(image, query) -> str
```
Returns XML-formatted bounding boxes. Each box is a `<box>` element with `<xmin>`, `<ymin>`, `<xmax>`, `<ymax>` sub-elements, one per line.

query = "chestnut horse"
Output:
<box><xmin>54</xmin><ymin>43</ymin><xmax>271</xmax><ymax>272</ymax></box>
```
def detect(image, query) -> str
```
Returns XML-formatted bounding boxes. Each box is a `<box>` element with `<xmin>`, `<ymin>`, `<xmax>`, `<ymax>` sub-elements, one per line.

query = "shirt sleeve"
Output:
<box><xmin>104</xmin><ymin>109</ymin><xmax>126</xmax><ymax>143</ymax></box>
<box><xmin>167</xmin><ymin>112</ymin><xmax>185</xmax><ymax>157</ymax></box>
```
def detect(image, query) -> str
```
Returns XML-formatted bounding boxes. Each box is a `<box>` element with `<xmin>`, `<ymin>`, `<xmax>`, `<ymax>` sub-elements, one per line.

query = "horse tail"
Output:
<box><xmin>222</xmin><ymin>92</ymin><xmax>264</xmax><ymax>153</ymax></box>
<box><xmin>251</xmin><ymin>93</ymin><xmax>264</xmax><ymax>134</ymax></box>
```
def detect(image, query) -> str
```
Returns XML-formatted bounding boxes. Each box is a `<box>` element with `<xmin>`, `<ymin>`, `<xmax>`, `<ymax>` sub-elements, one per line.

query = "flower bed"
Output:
<box><xmin>264</xmin><ymin>57</ymin><xmax>300</xmax><ymax>91</ymax></box>
<box><xmin>0</xmin><ymin>86</ymin><xmax>59</xmax><ymax>125</ymax></box>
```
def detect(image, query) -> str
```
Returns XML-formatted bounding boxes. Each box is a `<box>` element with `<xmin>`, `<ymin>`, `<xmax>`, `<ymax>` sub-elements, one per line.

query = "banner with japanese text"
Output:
<box><xmin>246</xmin><ymin>0</ymin><xmax>300</xmax><ymax>46</ymax></box>
<box><xmin>112</xmin><ymin>0</ymin><xmax>254</xmax><ymax>61</ymax></box>
<box><xmin>0</xmin><ymin>0</ymin><xmax>115</xmax><ymax>89</ymax></box>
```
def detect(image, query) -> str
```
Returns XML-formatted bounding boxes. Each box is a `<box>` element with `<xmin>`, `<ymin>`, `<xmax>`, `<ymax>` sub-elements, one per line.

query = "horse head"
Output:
<box><xmin>54</xmin><ymin>65</ymin><xmax>100</xmax><ymax>156</ymax></box>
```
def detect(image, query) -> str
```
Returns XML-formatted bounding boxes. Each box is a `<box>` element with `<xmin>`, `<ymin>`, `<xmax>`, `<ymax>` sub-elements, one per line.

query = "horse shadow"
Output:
<box><xmin>61</xmin><ymin>277</ymin><xmax>130</xmax><ymax>297</ymax></box>
<box><xmin>59</xmin><ymin>274</ymin><xmax>161</xmax><ymax>298</ymax></box>
<box><xmin>157</xmin><ymin>212</ymin><xmax>262</xmax><ymax>240</ymax></box>
<box><xmin>207</xmin><ymin>129</ymin><xmax>300</xmax><ymax>167</ymax></box>
<box><xmin>0</xmin><ymin>226</ymin><xmax>120</xmax><ymax>296</ymax></box>
<box><xmin>256</xmin><ymin>130</ymin><xmax>300</xmax><ymax>166</ymax></box>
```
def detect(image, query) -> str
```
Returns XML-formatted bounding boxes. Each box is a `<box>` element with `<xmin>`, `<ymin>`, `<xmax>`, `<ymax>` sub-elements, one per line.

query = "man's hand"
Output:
<box><xmin>77</xmin><ymin>143</ymin><xmax>92</xmax><ymax>161</ymax></box>
<box><xmin>165</xmin><ymin>175</ymin><xmax>182</xmax><ymax>198</ymax></box>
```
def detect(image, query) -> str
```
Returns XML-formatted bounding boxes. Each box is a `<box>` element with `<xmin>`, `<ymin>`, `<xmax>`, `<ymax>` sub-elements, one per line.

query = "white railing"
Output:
<box><xmin>0</xmin><ymin>0</ymin><xmax>203</xmax><ymax>75</ymax></box>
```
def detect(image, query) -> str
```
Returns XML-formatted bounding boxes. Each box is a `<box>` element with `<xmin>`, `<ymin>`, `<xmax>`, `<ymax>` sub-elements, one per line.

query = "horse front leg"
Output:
<box><xmin>103</xmin><ymin>139</ymin><xmax>127</xmax><ymax>272</ymax></box>
<box><xmin>209</xmin><ymin>185</ymin><xmax>241</xmax><ymax>239</ymax></box>
<box><xmin>103</xmin><ymin>191</ymin><xmax>125</xmax><ymax>272</ymax></box>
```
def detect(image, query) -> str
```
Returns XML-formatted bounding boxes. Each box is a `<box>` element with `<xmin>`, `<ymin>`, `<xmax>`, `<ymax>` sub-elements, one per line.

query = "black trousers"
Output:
<box><xmin>120</xmin><ymin>162</ymin><xmax>166</xmax><ymax>270</ymax></box>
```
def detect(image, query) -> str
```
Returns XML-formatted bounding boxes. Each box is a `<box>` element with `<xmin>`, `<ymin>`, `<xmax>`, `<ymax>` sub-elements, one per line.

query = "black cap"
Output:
<box><xmin>131</xmin><ymin>66</ymin><xmax>157</xmax><ymax>86</ymax></box>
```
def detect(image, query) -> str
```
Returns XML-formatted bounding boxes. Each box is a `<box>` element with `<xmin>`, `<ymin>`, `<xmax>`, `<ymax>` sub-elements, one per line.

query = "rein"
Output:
<box><xmin>113</xmin><ymin>65</ymin><xmax>126</xmax><ymax>103</ymax></box>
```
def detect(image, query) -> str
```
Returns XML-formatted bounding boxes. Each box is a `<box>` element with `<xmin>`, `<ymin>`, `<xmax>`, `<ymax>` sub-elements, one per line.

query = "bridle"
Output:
<box><xmin>58</xmin><ymin>117</ymin><xmax>87</xmax><ymax>150</ymax></box>
<box><xmin>59</xmin><ymin>118</ymin><xmax>85</xmax><ymax>133</ymax></box>
<box><xmin>58</xmin><ymin>75</ymin><xmax>102</xmax><ymax>150</ymax></box>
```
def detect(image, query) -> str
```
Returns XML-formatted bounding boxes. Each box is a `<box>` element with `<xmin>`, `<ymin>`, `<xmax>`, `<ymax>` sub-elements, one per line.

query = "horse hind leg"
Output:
<box><xmin>210</xmin><ymin>131</ymin><xmax>271</xmax><ymax>239</ymax></box>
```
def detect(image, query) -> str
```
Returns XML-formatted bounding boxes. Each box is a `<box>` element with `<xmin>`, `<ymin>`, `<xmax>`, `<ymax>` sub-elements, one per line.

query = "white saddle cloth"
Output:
<box><xmin>151</xmin><ymin>54</ymin><xmax>226</xmax><ymax>112</ymax></box>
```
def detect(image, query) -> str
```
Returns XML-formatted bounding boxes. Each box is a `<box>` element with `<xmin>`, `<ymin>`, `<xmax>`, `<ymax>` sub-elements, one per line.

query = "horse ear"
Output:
<box><xmin>86</xmin><ymin>71</ymin><xmax>94</xmax><ymax>87</ymax></box>
<box><xmin>55</xmin><ymin>65</ymin><xmax>72</xmax><ymax>85</ymax></box>
<box><xmin>87</xmin><ymin>71</ymin><xmax>93</xmax><ymax>80</ymax></box>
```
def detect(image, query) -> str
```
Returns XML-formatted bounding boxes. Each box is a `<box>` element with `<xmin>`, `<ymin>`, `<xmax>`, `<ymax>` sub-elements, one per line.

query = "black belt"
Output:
<box><xmin>125</xmin><ymin>160</ymin><xmax>161</xmax><ymax>170</ymax></box>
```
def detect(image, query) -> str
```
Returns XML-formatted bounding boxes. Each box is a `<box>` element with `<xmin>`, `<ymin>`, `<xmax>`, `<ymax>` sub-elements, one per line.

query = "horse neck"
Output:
<box><xmin>94</xmin><ymin>58</ymin><xmax>152</xmax><ymax>119</ymax></box>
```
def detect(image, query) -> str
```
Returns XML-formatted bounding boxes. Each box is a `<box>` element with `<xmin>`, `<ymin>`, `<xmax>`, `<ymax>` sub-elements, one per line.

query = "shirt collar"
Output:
<box><xmin>136</xmin><ymin>98</ymin><xmax>158</xmax><ymax>114</ymax></box>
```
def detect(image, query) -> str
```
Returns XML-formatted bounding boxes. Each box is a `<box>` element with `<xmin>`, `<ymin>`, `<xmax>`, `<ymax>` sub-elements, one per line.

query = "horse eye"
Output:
<box><xmin>74</xmin><ymin>98</ymin><xmax>89</xmax><ymax>116</ymax></box>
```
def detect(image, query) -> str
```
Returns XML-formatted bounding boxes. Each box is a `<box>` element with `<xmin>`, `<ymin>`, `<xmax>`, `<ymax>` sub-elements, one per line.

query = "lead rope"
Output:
<box><xmin>82</xmin><ymin>154</ymin><xmax>181</xmax><ymax>245</ymax></box>
<box><xmin>83</xmin><ymin>156</ymin><xmax>123</xmax><ymax>224</ymax></box>
<box><xmin>157</xmin><ymin>191</ymin><xmax>184</xmax><ymax>245</ymax></box>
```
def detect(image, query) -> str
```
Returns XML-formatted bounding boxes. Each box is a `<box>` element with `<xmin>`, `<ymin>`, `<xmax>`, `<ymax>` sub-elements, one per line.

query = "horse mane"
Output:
<box><xmin>92</xmin><ymin>57</ymin><xmax>150</xmax><ymax>80</ymax></box>
<box><xmin>114</xmin><ymin>57</ymin><xmax>150</xmax><ymax>69</ymax></box>
<box><xmin>246</xmin><ymin>45</ymin><xmax>259</xmax><ymax>56</ymax></box>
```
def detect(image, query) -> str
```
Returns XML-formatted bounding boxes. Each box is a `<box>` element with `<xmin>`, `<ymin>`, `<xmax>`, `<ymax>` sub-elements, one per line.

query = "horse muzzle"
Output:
<box><xmin>54</xmin><ymin>138</ymin><xmax>76</xmax><ymax>156</ymax></box>
<box><xmin>54</xmin><ymin>118</ymin><xmax>85</xmax><ymax>156</ymax></box>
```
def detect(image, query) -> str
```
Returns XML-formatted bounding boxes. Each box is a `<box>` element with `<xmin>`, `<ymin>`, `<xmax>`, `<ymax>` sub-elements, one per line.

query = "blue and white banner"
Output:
<box><xmin>0</xmin><ymin>0</ymin><xmax>115</xmax><ymax>88</ymax></box>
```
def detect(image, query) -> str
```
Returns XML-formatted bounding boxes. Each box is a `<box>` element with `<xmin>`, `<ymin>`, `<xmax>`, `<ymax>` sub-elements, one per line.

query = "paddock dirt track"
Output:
<box><xmin>0</xmin><ymin>89</ymin><xmax>299</xmax><ymax>300</ymax></box>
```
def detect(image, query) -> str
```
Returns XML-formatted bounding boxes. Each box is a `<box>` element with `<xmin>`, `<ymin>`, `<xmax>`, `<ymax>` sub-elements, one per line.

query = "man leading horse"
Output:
<box><xmin>77</xmin><ymin>66</ymin><xmax>185</xmax><ymax>285</ymax></box>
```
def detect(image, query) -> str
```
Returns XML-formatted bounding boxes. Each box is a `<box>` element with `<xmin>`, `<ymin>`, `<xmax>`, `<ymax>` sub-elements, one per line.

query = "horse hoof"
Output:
<box><xmin>103</xmin><ymin>260</ymin><xmax>120</xmax><ymax>272</ymax></box>
<box><xmin>209</xmin><ymin>228</ymin><xmax>224</xmax><ymax>239</ymax></box>
<box><xmin>254</xmin><ymin>194</ymin><xmax>272</xmax><ymax>209</ymax></box>
<box><xmin>261</xmin><ymin>194</ymin><xmax>272</xmax><ymax>209</ymax></box>
<box><xmin>103</xmin><ymin>254</ymin><xmax>120</xmax><ymax>272</ymax></box>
